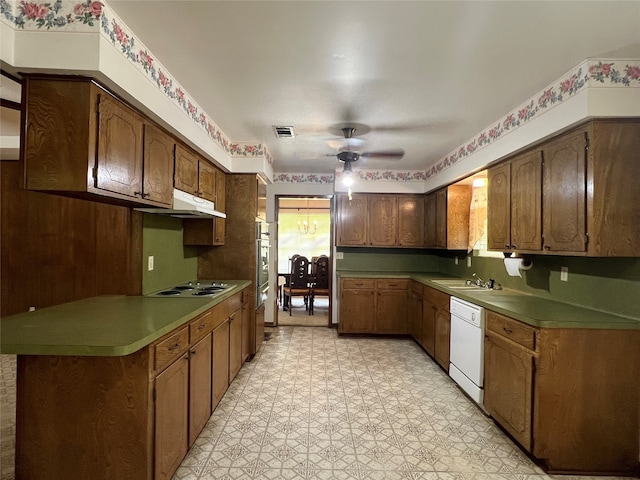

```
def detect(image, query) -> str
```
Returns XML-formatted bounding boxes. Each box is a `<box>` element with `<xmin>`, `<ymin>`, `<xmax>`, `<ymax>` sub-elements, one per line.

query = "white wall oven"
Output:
<box><xmin>256</xmin><ymin>222</ymin><xmax>269</xmax><ymax>308</ymax></box>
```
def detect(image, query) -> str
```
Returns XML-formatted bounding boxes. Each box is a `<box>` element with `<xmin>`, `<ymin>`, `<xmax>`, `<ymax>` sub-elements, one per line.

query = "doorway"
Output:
<box><xmin>274</xmin><ymin>196</ymin><xmax>332</xmax><ymax>327</ymax></box>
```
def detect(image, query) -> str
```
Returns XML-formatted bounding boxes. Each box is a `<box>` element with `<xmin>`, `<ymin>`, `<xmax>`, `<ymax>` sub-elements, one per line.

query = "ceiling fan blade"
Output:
<box><xmin>361</xmin><ymin>149</ymin><xmax>405</xmax><ymax>159</ymax></box>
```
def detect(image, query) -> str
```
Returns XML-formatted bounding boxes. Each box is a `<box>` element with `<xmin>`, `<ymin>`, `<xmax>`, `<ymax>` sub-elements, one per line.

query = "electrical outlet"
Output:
<box><xmin>467</xmin><ymin>256</ymin><xmax>472</xmax><ymax>268</ymax></box>
<box><xmin>335</xmin><ymin>252</ymin><xmax>344</xmax><ymax>260</ymax></box>
<box><xmin>148</xmin><ymin>255</ymin><xmax>154</xmax><ymax>271</ymax></box>
<box><xmin>454</xmin><ymin>257</ymin><xmax>459</xmax><ymax>265</ymax></box>
<box><xmin>560</xmin><ymin>266</ymin><xmax>568</xmax><ymax>281</ymax></box>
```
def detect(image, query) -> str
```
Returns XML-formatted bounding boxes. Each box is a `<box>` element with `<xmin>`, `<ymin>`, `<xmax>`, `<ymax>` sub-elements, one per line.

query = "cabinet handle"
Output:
<box><xmin>167</xmin><ymin>342</ymin><xmax>180</xmax><ymax>352</ymax></box>
<box><xmin>544</xmin><ymin>245</ymin><xmax>551</xmax><ymax>250</ymax></box>
<box><xmin>198</xmin><ymin>323</ymin><xmax>206</xmax><ymax>330</ymax></box>
<box><xmin>503</xmin><ymin>327</ymin><xmax>513</xmax><ymax>334</ymax></box>
<box><xmin>142</xmin><ymin>192</ymin><xmax>150</xmax><ymax>198</ymax></box>
<box><xmin>134</xmin><ymin>191</ymin><xmax>142</xmax><ymax>197</ymax></box>
<box><xmin>505</xmin><ymin>244</ymin><xmax>510</xmax><ymax>249</ymax></box>
<box><xmin>511</xmin><ymin>244</ymin><xmax>517</xmax><ymax>249</ymax></box>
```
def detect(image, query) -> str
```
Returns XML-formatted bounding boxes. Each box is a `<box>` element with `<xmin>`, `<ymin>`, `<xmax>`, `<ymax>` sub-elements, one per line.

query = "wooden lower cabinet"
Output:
<box><xmin>188</xmin><ymin>334</ymin><xmax>212</xmax><ymax>446</ymax></box>
<box><xmin>155</xmin><ymin>353</ymin><xmax>189</xmax><ymax>480</ymax></box>
<box><xmin>484</xmin><ymin>328</ymin><xmax>534</xmax><ymax>451</ymax></box>
<box><xmin>421</xmin><ymin>286</ymin><xmax>449</xmax><ymax>370</ymax></box>
<box><xmin>484</xmin><ymin>310</ymin><xmax>640</xmax><ymax>475</ymax></box>
<box><xmin>228</xmin><ymin>309</ymin><xmax>242</xmax><ymax>382</ymax></box>
<box><xmin>408</xmin><ymin>282</ymin><xmax>423</xmax><ymax>341</ymax></box>
<box><xmin>339</xmin><ymin>278</ymin><xmax>408</xmax><ymax>334</ymax></box>
<box><xmin>212</xmin><ymin>320</ymin><xmax>230</xmax><ymax>410</ymax></box>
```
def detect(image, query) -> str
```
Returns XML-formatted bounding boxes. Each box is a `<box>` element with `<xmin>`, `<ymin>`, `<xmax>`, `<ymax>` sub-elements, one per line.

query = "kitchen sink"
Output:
<box><xmin>430</xmin><ymin>279</ymin><xmax>497</xmax><ymax>291</ymax></box>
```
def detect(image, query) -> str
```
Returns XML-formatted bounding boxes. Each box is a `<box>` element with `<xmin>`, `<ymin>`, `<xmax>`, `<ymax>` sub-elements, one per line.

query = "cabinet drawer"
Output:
<box><xmin>155</xmin><ymin>327</ymin><xmax>189</xmax><ymax>371</ymax></box>
<box><xmin>189</xmin><ymin>309</ymin><xmax>214</xmax><ymax>343</ymax></box>
<box><xmin>486</xmin><ymin>311</ymin><xmax>537</xmax><ymax>351</ymax></box>
<box><xmin>342</xmin><ymin>278</ymin><xmax>375</xmax><ymax>289</ymax></box>
<box><xmin>423</xmin><ymin>286</ymin><xmax>450</xmax><ymax>311</ymax></box>
<box><xmin>376</xmin><ymin>279</ymin><xmax>409</xmax><ymax>290</ymax></box>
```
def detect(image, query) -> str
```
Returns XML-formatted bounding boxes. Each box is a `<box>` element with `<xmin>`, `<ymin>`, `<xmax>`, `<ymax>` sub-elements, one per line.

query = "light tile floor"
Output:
<box><xmin>0</xmin><ymin>328</ymin><xmax>634</xmax><ymax>480</ymax></box>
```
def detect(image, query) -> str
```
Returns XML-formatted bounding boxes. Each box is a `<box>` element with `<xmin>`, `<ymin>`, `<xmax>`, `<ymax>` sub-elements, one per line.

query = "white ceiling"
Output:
<box><xmin>17</xmin><ymin>2</ymin><xmax>640</xmax><ymax>174</ymax></box>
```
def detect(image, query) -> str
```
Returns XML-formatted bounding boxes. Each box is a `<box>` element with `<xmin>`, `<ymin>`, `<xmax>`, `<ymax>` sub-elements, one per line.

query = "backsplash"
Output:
<box><xmin>335</xmin><ymin>248</ymin><xmax>440</xmax><ymax>273</ymax></box>
<box><xmin>438</xmin><ymin>253</ymin><xmax>640</xmax><ymax>319</ymax></box>
<box><xmin>142</xmin><ymin>214</ymin><xmax>198</xmax><ymax>294</ymax></box>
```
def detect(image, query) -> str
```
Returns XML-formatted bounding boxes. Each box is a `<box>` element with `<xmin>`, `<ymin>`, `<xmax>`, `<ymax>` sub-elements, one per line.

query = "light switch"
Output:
<box><xmin>335</xmin><ymin>252</ymin><xmax>344</xmax><ymax>260</ymax></box>
<box><xmin>148</xmin><ymin>256</ymin><xmax>154</xmax><ymax>271</ymax></box>
<box><xmin>466</xmin><ymin>256</ymin><xmax>472</xmax><ymax>267</ymax></box>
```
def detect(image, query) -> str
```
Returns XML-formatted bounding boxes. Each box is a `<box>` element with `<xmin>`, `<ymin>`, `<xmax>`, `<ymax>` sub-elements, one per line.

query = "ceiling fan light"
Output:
<box><xmin>342</xmin><ymin>161</ymin><xmax>354</xmax><ymax>187</ymax></box>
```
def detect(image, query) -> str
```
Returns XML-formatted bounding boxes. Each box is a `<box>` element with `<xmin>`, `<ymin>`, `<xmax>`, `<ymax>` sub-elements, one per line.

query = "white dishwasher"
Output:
<box><xmin>449</xmin><ymin>296</ymin><xmax>485</xmax><ymax>406</ymax></box>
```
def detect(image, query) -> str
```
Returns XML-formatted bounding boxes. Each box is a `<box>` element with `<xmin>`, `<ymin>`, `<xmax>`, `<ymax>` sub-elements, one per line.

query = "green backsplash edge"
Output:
<box><xmin>336</xmin><ymin>247</ymin><xmax>640</xmax><ymax>319</ymax></box>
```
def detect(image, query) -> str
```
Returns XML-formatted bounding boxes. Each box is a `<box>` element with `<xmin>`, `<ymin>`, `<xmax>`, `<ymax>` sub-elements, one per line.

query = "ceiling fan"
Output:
<box><xmin>328</xmin><ymin>124</ymin><xmax>405</xmax><ymax>188</ymax></box>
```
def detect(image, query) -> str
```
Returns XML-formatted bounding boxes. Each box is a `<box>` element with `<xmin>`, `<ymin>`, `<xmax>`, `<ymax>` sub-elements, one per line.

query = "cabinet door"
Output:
<box><xmin>241</xmin><ymin>302</ymin><xmax>251</xmax><ymax>362</ymax></box>
<box><xmin>435</xmin><ymin>189</ymin><xmax>447</xmax><ymax>248</ymax></box>
<box><xmin>228</xmin><ymin>310</ymin><xmax>243</xmax><ymax>382</ymax></box>
<box><xmin>96</xmin><ymin>94</ymin><xmax>143</xmax><ymax>197</ymax></box>
<box><xmin>198</xmin><ymin>160</ymin><xmax>216</xmax><ymax>201</ymax></box>
<box><xmin>143</xmin><ymin>124</ymin><xmax>174</xmax><ymax>206</ymax></box>
<box><xmin>215</xmin><ymin>168</ymin><xmax>226</xmax><ymax>212</ymax></box>
<box><xmin>542</xmin><ymin>130</ymin><xmax>587</xmax><ymax>252</ymax></box>
<box><xmin>408</xmin><ymin>288</ymin><xmax>423</xmax><ymax>341</ymax></box>
<box><xmin>189</xmin><ymin>334</ymin><xmax>212</xmax><ymax>446</ymax></box>
<box><xmin>212</xmin><ymin>320</ymin><xmax>230</xmax><ymax>410</ymax></box>
<box><xmin>424</xmin><ymin>193</ymin><xmax>437</xmax><ymax>247</ymax></box>
<box><xmin>511</xmin><ymin>150</ymin><xmax>542</xmax><ymax>251</ymax></box>
<box><xmin>337</xmin><ymin>194</ymin><xmax>368</xmax><ymax>246</ymax></box>
<box><xmin>484</xmin><ymin>331</ymin><xmax>534</xmax><ymax>451</ymax></box>
<box><xmin>155</xmin><ymin>353</ymin><xmax>189</xmax><ymax>480</ymax></box>
<box><xmin>487</xmin><ymin>162</ymin><xmax>511</xmax><ymax>250</ymax></box>
<box><xmin>369</xmin><ymin>195</ymin><xmax>398</xmax><ymax>246</ymax></box>
<box><xmin>434</xmin><ymin>307</ymin><xmax>450</xmax><ymax>371</ymax></box>
<box><xmin>375</xmin><ymin>290</ymin><xmax>408</xmax><ymax>334</ymax></box>
<box><xmin>214</xmin><ymin>218</ymin><xmax>226</xmax><ymax>245</ymax></box>
<box><xmin>255</xmin><ymin>304</ymin><xmax>265</xmax><ymax>355</ymax></box>
<box><xmin>340</xmin><ymin>289</ymin><xmax>375</xmax><ymax>333</ymax></box>
<box><xmin>174</xmin><ymin>144</ymin><xmax>199</xmax><ymax>195</ymax></box>
<box><xmin>398</xmin><ymin>196</ymin><xmax>425</xmax><ymax>247</ymax></box>
<box><xmin>421</xmin><ymin>300</ymin><xmax>436</xmax><ymax>356</ymax></box>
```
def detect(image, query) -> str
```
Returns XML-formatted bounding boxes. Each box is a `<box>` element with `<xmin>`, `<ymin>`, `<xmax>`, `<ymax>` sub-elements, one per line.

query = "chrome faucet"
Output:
<box><xmin>468</xmin><ymin>273</ymin><xmax>500</xmax><ymax>289</ymax></box>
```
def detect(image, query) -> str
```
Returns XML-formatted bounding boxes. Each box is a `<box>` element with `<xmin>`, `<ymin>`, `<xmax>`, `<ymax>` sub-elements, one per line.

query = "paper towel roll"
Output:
<box><xmin>504</xmin><ymin>257</ymin><xmax>532</xmax><ymax>277</ymax></box>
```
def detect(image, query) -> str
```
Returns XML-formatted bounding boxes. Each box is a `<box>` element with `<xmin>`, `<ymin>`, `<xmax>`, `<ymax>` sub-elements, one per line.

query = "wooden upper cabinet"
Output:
<box><xmin>95</xmin><ymin>93</ymin><xmax>144</xmax><ymax>198</ymax></box>
<box><xmin>511</xmin><ymin>150</ymin><xmax>543</xmax><ymax>251</ymax></box>
<box><xmin>369</xmin><ymin>195</ymin><xmax>398</xmax><ymax>246</ymax></box>
<box><xmin>587</xmin><ymin>120</ymin><xmax>640</xmax><ymax>256</ymax></box>
<box><xmin>174</xmin><ymin>144</ymin><xmax>199</xmax><ymax>195</ymax></box>
<box><xmin>487</xmin><ymin>162</ymin><xmax>511</xmax><ymax>250</ymax></box>
<box><xmin>542</xmin><ymin>130</ymin><xmax>586</xmax><ymax>253</ymax></box>
<box><xmin>23</xmin><ymin>78</ymin><xmax>171</xmax><ymax>207</ymax></box>
<box><xmin>425</xmin><ymin>186</ymin><xmax>471</xmax><ymax>249</ymax></box>
<box><xmin>142</xmin><ymin>124</ymin><xmax>174</xmax><ymax>206</ymax></box>
<box><xmin>487</xmin><ymin>120</ymin><xmax>639</xmax><ymax>257</ymax></box>
<box><xmin>337</xmin><ymin>194</ymin><xmax>368</xmax><ymax>246</ymax></box>
<box><xmin>215</xmin><ymin>169</ymin><xmax>226</xmax><ymax>213</ymax></box>
<box><xmin>198</xmin><ymin>160</ymin><xmax>216</xmax><ymax>202</ymax></box>
<box><xmin>398</xmin><ymin>196</ymin><xmax>424</xmax><ymax>247</ymax></box>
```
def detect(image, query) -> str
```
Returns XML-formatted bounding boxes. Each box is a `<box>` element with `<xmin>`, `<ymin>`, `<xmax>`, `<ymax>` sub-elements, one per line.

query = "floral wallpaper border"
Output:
<box><xmin>2</xmin><ymin>1</ymin><xmax>638</xmax><ymax>182</ymax></box>
<box><xmin>0</xmin><ymin>0</ymin><xmax>273</xmax><ymax>164</ymax></box>
<box><xmin>425</xmin><ymin>59</ymin><xmax>640</xmax><ymax>179</ymax></box>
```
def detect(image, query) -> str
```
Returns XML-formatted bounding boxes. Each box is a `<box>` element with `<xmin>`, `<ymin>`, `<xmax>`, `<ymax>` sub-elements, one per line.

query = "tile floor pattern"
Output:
<box><xmin>0</xmin><ymin>328</ymin><xmax>633</xmax><ymax>480</ymax></box>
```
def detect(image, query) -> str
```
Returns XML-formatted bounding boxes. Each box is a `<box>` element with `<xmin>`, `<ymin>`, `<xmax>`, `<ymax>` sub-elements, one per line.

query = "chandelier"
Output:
<box><xmin>297</xmin><ymin>200</ymin><xmax>317</xmax><ymax>234</ymax></box>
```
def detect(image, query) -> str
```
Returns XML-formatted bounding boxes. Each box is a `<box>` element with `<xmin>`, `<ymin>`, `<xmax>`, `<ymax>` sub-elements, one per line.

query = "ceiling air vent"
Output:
<box><xmin>273</xmin><ymin>126</ymin><xmax>295</xmax><ymax>138</ymax></box>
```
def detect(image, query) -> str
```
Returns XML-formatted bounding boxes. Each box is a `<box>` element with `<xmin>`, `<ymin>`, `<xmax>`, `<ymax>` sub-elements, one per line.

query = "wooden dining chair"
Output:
<box><xmin>309</xmin><ymin>255</ymin><xmax>329</xmax><ymax>315</ymax></box>
<box><xmin>282</xmin><ymin>255</ymin><xmax>311</xmax><ymax>315</ymax></box>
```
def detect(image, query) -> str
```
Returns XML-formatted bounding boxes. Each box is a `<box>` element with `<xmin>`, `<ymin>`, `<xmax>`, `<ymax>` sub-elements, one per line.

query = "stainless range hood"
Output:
<box><xmin>136</xmin><ymin>189</ymin><xmax>226</xmax><ymax>218</ymax></box>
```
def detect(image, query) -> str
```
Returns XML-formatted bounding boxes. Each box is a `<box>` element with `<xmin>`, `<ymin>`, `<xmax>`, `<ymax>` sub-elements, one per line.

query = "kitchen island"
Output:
<box><xmin>1</xmin><ymin>280</ymin><xmax>252</xmax><ymax>480</ymax></box>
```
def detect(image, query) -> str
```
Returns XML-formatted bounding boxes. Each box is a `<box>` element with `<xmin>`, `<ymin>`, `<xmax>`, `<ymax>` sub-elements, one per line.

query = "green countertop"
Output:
<box><xmin>338</xmin><ymin>271</ymin><xmax>639</xmax><ymax>330</ymax></box>
<box><xmin>0</xmin><ymin>280</ymin><xmax>251</xmax><ymax>357</ymax></box>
